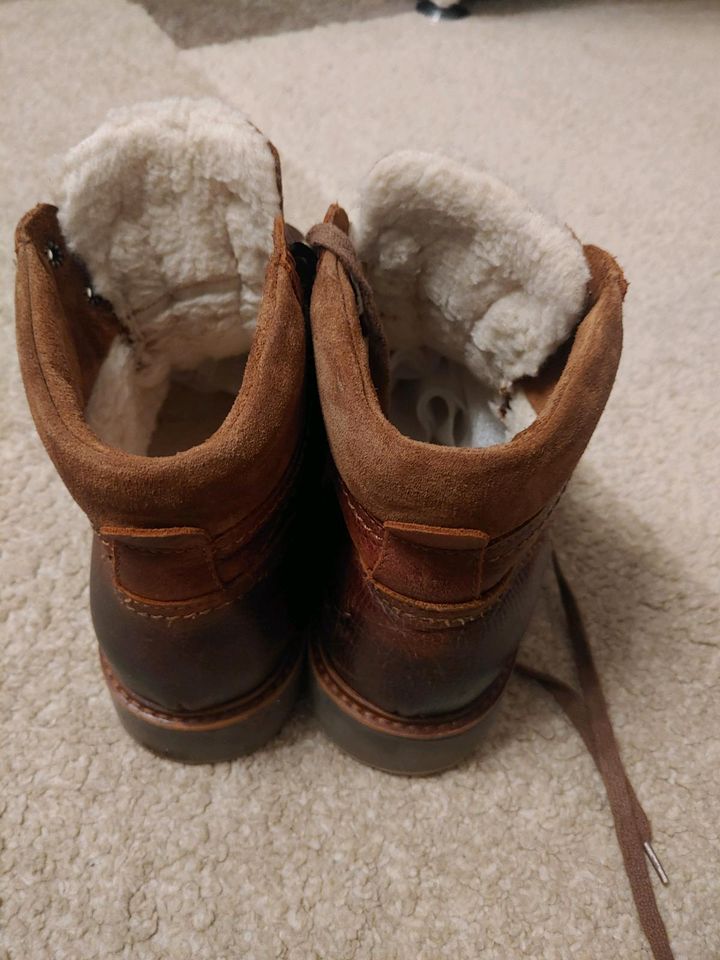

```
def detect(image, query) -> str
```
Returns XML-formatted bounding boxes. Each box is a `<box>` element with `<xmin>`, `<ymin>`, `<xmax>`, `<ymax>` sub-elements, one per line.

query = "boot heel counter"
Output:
<box><xmin>90</xmin><ymin>530</ymin><xmax>294</xmax><ymax>713</ymax></box>
<box><xmin>371</xmin><ymin>521</ymin><xmax>490</xmax><ymax>605</ymax></box>
<box><xmin>326</xmin><ymin>484</ymin><xmax>552</xmax><ymax>717</ymax></box>
<box><xmin>98</xmin><ymin>525</ymin><xmax>223</xmax><ymax>602</ymax></box>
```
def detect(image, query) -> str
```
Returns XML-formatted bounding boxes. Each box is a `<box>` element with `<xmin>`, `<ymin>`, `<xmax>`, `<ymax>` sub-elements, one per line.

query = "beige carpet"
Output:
<box><xmin>1</xmin><ymin>1</ymin><xmax>719</xmax><ymax>957</ymax></box>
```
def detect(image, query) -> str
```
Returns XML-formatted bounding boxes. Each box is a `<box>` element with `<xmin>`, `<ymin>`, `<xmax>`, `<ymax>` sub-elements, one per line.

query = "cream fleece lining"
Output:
<box><xmin>57</xmin><ymin>98</ymin><xmax>282</xmax><ymax>455</ymax></box>
<box><xmin>352</xmin><ymin>151</ymin><xmax>589</xmax><ymax>447</ymax></box>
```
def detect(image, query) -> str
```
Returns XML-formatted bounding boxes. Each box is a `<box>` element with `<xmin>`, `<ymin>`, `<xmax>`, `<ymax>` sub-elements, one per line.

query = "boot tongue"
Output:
<box><xmin>352</xmin><ymin>151</ymin><xmax>589</xmax><ymax>398</ymax></box>
<box><xmin>57</xmin><ymin>98</ymin><xmax>283</xmax><ymax>378</ymax></box>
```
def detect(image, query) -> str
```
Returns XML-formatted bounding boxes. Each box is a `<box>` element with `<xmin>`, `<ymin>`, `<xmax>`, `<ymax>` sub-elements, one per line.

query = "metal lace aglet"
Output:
<box><xmin>643</xmin><ymin>841</ymin><xmax>669</xmax><ymax>886</ymax></box>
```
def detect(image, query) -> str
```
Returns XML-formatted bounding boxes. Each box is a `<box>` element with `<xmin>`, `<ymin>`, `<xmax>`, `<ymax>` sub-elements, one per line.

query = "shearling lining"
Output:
<box><xmin>58</xmin><ymin>98</ymin><xmax>282</xmax><ymax>454</ymax></box>
<box><xmin>353</xmin><ymin>151</ymin><xmax>589</xmax><ymax>448</ymax></box>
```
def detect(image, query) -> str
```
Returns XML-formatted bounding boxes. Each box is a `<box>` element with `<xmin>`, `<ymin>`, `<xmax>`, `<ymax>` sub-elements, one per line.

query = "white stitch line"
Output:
<box><xmin>99</xmin><ymin>520</ymin><xmax>282</xmax><ymax>619</ymax></box>
<box><xmin>375</xmin><ymin>595</ymin><xmax>479</xmax><ymax>628</ymax></box>
<box><xmin>119</xmin><ymin>593</ymin><xmax>237</xmax><ymax>622</ymax></box>
<box><xmin>340</xmin><ymin>484</ymin><xmax>383</xmax><ymax>544</ymax></box>
<box><xmin>372</xmin><ymin>567</ymin><xmax>518</xmax><ymax>627</ymax></box>
<box><xmin>116</xmin><ymin>545</ymin><xmax>282</xmax><ymax>618</ymax></box>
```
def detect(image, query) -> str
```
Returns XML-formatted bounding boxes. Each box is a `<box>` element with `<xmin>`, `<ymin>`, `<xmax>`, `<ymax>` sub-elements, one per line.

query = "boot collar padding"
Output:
<box><xmin>57</xmin><ymin>98</ymin><xmax>283</xmax><ymax>454</ymax></box>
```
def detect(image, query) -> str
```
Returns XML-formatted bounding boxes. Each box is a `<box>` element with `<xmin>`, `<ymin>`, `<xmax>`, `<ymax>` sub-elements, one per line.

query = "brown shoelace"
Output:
<box><xmin>309</xmin><ymin>223</ymin><xmax>674</xmax><ymax>957</ymax></box>
<box><xmin>517</xmin><ymin>552</ymin><xmax>674</xmax><ymax>960</ymax></box>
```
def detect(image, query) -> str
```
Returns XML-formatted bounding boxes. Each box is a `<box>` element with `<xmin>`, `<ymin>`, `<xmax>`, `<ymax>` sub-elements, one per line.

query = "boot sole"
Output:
<box><xmin>100</xmin><ymin>647</ymin><xmax>303</xmax><ymax>764</ymax></box>
<box><xmin>309</xmin><ymin>642</ymin><xmax>511</xmax><ymax>776</ymax></box>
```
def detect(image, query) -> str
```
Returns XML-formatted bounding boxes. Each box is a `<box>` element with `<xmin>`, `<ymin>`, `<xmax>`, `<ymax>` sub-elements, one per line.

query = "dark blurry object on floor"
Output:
<box><xmin>416</xmin><ymin>0</ymin><xmax>470</xmax><ymax>19</ymax></box>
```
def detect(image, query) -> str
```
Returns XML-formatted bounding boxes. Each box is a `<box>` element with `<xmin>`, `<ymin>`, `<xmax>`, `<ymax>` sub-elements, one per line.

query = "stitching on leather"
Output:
<box><xmin>215</xmin><ymin>451</ymin><xmax>301</xmax><ymax>554</ymax></box>
<box><xmin>488</xmin><ymin>501</ymin><xmax>558</xmax><ymax>562</ymax></box>
<box><xmin>96</xmin><ymin>468</ymin><xmax>294</xmax><ymax>573</ymax></box>
<box><xmin>383</xmin><ymin>536</ymin><xmax>486</xmax><ymax>557</ymax></box>
<box><xmin>116</xmin><ymin>536</ymin><xmax>280</xmax><ymax>619</ymax></box>
<box><xmin>112</xmin><ymin>538</ymin><xmax>220</xmax><ymax>595</ymax></box>
<box><xmin>350</xmin><ymin>546</ymin><xmax>499</xmax><ymax>625</ymax></box>
<box><xmin>371</xmin><ymin>565</ymin><xmax>504</xmax><ymax>626</ymax></box>
<box><xmin>488</xmin><ymin>527</ymin><xmax>538</xmax><ymax>562</ymax></box>
<box><xmin>340</xmin><ymin>483</ymin><xmax>382</xmax><ymax>543</ymax></box>
<box><xmin>373</xmin><ymin>594</ymin><xmax>487</xmax><ymax>628</ymax></box>
<box><xmin>369</xmin><ymin>543</ymin><xmax>541</xmax><ymax>627</ymax></box>
<box><xmin>342</xmin><ymin>480</ymin><xmax>558</xmax><ymax>563</ymax></box>
<box><xmin>370</xmin><ymin>526</ymin><xmax>389</xmax><ymax>580</ymax></box>
<box><xmin>218</xmin><ymin>496</ymin><xmax>287</xmax><ymax>554</ymax></box>
<box><xmin>95</xmin><ymin>483</ymin><xmax>293</xmax><ymax>612</ymax></box>
<box><xmin>314</xmin><ymin>648</ymin><xmax>509</xmax><ymax>735</ymax></box>
<box><xmin>103</xmin><ymin>516</ymin><xmax>285</xmax><ymax>617</ymax></box>
<box><xmin>103</xmin><ymin>538</ymin><xmax>210</xmax><ymax>556</ymax></box>
<box><xmin>118</xmin><ymin>591</ymin><xmax>239</xmax><ymax>622</ymax></box>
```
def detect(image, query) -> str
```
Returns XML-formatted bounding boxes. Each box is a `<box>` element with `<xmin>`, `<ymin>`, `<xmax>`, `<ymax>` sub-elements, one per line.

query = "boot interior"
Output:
<box><xmin>58</xmin><ymin>117</ymin><xmax>587</xmax><ymax>457</ymax></box>
<box><xmin>56</xmin><ymin>98</ymin><xmax>283</xmax><ymax>457</ymax></box>
<box><xmin>146</xmin><ymin>358</ymin><xmax>247</xmax><ymax>457</ymax></box>
<box><xmin>353</xmin><ymin>151</ymin><xmax>590</xmax><ymax>450</ymax></box>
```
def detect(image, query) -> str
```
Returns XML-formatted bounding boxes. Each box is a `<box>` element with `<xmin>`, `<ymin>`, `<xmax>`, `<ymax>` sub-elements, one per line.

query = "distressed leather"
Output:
<box><xmin>15</xmin><ymin>202</ymin><xmax>310</xmax><ymax>718</ymax></box>
<box><xmin>310</xmin><ymin>212</ymin><xmax>626</xmax><ymax>536</ymax></box>
<box><xmin>90</xmin><ymin>532</ymin><xmax>297</xmax><ymax>713</ymax></box>
<box><xmin>310</xmin><ymin>208</ymin><xmax>626</xmax><ymax>724</ymax></box>
<box><xmin>323</xmin><ymin>482</ymin><xmax>551</xmax><ymax>717</ymax></box>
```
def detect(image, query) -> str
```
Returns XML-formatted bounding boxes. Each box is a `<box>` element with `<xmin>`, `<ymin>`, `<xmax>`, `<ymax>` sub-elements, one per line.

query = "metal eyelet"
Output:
<box><xmin>46</xmin><ymin>240</ymin><xmax>64</xmax><ymax>267</ymax></box>
<box><xmin>85</xmin><ymin>285</ymin><xmax>106</xmax><ymax>307</ymax></box>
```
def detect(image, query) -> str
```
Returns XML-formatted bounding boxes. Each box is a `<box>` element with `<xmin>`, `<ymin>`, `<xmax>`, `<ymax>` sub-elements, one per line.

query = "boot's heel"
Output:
<box><xmin>101</xmin><ymin>650</ymin><xmax>303</xmax><ymax>764</ymax></box>
<box><xmin>309</xmin><ymin>644</ymin><xmax>507</xmax><ymax>776</ymax></box>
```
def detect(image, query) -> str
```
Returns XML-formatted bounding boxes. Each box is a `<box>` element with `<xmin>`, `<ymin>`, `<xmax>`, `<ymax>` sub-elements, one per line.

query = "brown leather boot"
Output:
<box><xmin>14</xmin><ymin>99</ymin><xmax>312</xmax><ymax>763</ymax></box>
<box><xmin>307</xmin><ymin>155</ymin><xmax>676</xmax><ymax>960</ymax></box>
<box><xmin>307</xmin><ymin>153</ymin><xmax>626</xmax><ymax>775</ymax></box>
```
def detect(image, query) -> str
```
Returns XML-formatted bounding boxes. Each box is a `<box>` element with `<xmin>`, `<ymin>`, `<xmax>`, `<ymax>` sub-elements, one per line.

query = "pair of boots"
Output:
<box><xmin>15</xmin><ymin>99</ymin><xmax>673</xmax><ymax>958</ymax></box>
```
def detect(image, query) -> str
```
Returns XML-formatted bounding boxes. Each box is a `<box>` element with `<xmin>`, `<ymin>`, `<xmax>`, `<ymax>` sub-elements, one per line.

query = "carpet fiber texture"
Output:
<box><xmin>1</xmin><ymin>2</ymin><xmax>718</xmax><ymax>958</ymax></box>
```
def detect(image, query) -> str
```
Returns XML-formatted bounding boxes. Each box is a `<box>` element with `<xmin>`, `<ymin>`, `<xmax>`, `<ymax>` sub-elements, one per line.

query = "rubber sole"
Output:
<box><xmin>309</xmin><ymin>643</ymin><xmax>510</xmax><ymax>776</ymax></box>
<box><xmin>100</xmin><ymin>649</ymin><xmax>303</xmax><ymax>764</ymax></box>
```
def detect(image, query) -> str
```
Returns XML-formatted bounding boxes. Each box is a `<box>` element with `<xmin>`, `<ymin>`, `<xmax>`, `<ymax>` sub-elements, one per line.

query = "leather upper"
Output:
<box><xmin>310</xmin><ymin>219</ymin><xmax>625</xmax><ymax>537</ymax></box>
<box><xmin>309</xmin><ymin>209</ymin><xmax>626</xmax><ymax>719</ymax></box>
<box><xmin>15</xmin><ymin>205</ymin><xmax>306</xmax><ymax>535</ymax></box>
<box><xmin>15</xmin><ymin>204</ymin><xmax>310</xmax><ymax>714</ymax></box>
